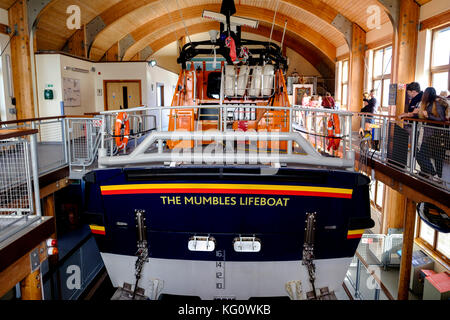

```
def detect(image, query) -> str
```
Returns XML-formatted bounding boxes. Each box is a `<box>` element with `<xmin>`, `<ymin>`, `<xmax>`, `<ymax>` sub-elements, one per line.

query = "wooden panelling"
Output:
<box><xmin>322</xmin><ymin>0</ymin><xmax>390</xmax><ymax>31</ymax></box>
<box><xmin>0</xmin><ymin>0</ymin><xmax>15</xmax><ymax>10</ymax></box>
<box><xmin>105</xmin><ymin>42</ymin><xmax>119</xmax><ymax>61</ymax></box>
<box><xmin>0</xmin><ymin>22</ymin><xmax>10</xmax><ymax>35</ymax></box>
<box><xmin>420</xmin><ymin>9</ymin><xmax>450</xmax><ymax>30</ymax></box>
<box><xmin>36</xmin><ymin>0</ymin><xmax>345</xmax><ymax>62</ymax></box>
<box><xmin>35</xmin><ymin>0</ymin><xmax>122</xmax><ymax>51</ymax></box>
<box><xmin>366</xmin><ymin>35</ymin><xmax>392</xmax><ymax>50</ymax></box>
<box><xmin>64</xmin><ymin>26</ymin><xmax>86</xmax><ymax>58</ymax></box>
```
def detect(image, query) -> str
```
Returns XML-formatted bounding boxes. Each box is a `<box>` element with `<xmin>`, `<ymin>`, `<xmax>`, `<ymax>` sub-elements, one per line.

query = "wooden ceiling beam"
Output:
<box><xmin>118</xmin><ymin>4</ymin><xmax>338</xmax><ymax>63</ymax></box>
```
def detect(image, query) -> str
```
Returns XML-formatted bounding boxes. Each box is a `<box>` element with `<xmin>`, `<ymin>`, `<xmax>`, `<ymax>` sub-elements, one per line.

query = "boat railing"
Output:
<box><xmin>96</xmin><ymin>105</ymin><xmax>356</xmax><ymax>169</ymax></box>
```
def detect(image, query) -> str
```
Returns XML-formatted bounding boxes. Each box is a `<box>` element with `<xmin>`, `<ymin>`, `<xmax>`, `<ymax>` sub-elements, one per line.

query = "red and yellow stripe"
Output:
<box><xmin>89</xmin><ymin>225</ymin><xmax>106</xmax><ymax>236</ymax></box>
<box><xmin>347</xmin><ymin>229</ymin><xmax>364</xmax><ymax>239</ymax></box>
<box><xmin>100</xmin><ymin>183</ymin><xmax>353</xmax><ymax>199</ymax></box>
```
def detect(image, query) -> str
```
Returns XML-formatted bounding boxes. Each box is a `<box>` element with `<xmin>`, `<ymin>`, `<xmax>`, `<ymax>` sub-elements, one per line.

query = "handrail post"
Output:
<box><xmin>98</xmin><ymin>115</ymin><xmax>107</xmax><ymax>168</ymax></box>
<box><xmin>409</xmin><ymin>120</ymin><xmax>417</xmax><ymax>173</ymax></box>
<box><xmin>30</xmin><ymin>122</ymin><xmax>41</xmax><ymax>216</ymax></box>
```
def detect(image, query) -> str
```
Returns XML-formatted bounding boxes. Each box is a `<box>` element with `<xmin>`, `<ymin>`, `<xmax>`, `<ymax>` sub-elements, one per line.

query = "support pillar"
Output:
<box><xmin>20</xmin><ymin>269</ymin><xmax>42</xmax><ymax>300</ymax></box>
<box><xmin>8</xmin><ymin>0</ymin><xmax>35</xmax><ymax>120</ymax></box>
<box><xmin>397</xmin><ymin>198</ymin><xmax>416</xmax><ymax>300</ymax></box>
<box><xmin>348</xmin><ymin>23</ymin><xmax>366</xmax><ymax>130</ymax></box>
<box><xmin>391</xmin><ymin>0</ymin><xmax>420</xmax><ymax>116</ymax></box>
<box><xmin>384</xmin><ymin>0</ymin><xmax>420</xmax><ymax>233</ymax></box>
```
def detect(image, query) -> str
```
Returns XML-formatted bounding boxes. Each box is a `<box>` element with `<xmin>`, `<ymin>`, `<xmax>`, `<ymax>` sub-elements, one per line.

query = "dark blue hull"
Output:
<box><xmin>83</xmin><ymin>166</ymin><xmax>374</xmax><ymax>262</ymax></box>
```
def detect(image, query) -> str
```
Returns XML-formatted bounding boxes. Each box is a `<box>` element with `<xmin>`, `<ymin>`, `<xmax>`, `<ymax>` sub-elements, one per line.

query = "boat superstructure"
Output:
<box><xmin>83</xmin><ymin>0</ymin><xmax>374</xmax><ymax>300</ymax></box>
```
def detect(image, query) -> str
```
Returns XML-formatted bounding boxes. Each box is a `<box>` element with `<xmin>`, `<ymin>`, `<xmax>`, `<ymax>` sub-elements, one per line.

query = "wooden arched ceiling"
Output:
<box><xmin>33</xmin><ymin>0</ymin><xmax>394</xmax><ymax>65</ymax></box>
<box><xmin>35</xmin><ymin>0</ymin><xmax>353</xmax><ymax>56</ymax></box>
<box><xmin>35</xmin><ymin>0</ymin><xmax>122</xmax><ymax>52</ymax></box>
<box><xmin>119</xmin><ymin>3</ymin><xmax>343</xmax><ymax>63</ymax></box>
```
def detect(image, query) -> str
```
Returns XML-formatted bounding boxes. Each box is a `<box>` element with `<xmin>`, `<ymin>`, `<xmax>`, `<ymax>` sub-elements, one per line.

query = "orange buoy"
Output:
<box><xmin>115</xmin><ymin>112</ymin><xmax>130</xmax><ymax>150</ymax></box>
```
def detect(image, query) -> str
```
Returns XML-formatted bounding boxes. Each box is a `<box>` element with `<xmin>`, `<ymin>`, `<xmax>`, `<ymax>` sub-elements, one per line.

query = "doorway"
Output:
<box><xmin>104</xmin><ymin>80</ymin><xmax>142</xmax><ymax>111</ymax></box>
<box><xmin>156</xmin><ymin>83</ymin><xmax>165</xmax><ymax>107</ymax></box>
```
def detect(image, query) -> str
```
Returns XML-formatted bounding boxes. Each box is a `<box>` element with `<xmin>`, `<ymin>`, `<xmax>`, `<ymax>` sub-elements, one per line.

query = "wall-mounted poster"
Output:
<box><xmin>63</xmin><ymin>77</ymin><xmax>81</xmax><ymax>107</ymax></box>
<box><xmin>293</xmin><ymin>84</ymin><xmax>314</xmax><ymax>105</ymax></box>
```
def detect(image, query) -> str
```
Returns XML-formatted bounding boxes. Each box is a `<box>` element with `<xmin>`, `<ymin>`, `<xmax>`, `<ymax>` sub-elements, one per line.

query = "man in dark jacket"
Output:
<box><xmin>406</xmin><ymin>82</ymin><xmax>423</xmax><ymax>112</ymax></box>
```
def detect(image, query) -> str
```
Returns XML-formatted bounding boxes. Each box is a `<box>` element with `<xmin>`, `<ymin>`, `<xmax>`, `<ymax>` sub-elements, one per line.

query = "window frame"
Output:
<box><xmin>370</xmin><ymin>180</ymin><xmax>384</xmax><ymax>212</ymax></box>
<box><xmin>371</xmin><ymin>45</ymin><xmax>392</xmax><ymax>113</ymax></box>
<box><xmin>429</xmin><ymin>23</ymin><xmax>450</xmax><ymax>92</ymax></box>
<box><xmin>340</xmin><ymin>59</ymin><xmax>349</xmax><ymax>109</ymax></box>
<box><xmin>415</xmin><ymin>217</ymin><xmax>450</xmax><ymax>267</ymax></box>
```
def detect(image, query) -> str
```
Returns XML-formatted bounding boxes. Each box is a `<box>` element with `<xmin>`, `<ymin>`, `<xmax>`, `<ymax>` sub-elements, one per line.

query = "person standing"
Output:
<box><xmin>411</xmin><ymin>87</ymin><xmax>448</xmax><ymax>178</ymax></box>
<box><xmin>361</xmin><ymin>90</ymin><xmax>377</xmax><ymax>125</ymax></box>
<box><xmin>322</xmin><ymin>92</ymin><xmax>335</xmax><ymax>109</ymax></box>
<box><xmin>406</xmin><ymin>82</ymin><xmax>423</xmax><ymax>112</ymax></box>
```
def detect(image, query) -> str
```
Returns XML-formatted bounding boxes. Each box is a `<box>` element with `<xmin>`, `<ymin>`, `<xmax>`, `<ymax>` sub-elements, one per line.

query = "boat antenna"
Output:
<box><xmin>269</xmin><ymin>0</ymin><xmax>280</xmax><ymax>44</ymax></box>
<box><xmin>220</xmin><ymin>0</ymin><xmax>236</xmax><ymax>37</ymax></box>
<box><xmin>175</xmin><ymin>0</ymin><xmax>192</xmax><ymax>44</ymax></box>
<box><xmin>280</xmin><ymin>20</ymin><xmax>287</xmax><ymax>52</ymax></box>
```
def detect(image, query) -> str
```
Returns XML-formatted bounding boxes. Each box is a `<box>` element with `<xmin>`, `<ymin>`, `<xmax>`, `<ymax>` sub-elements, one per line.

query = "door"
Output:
<box><xmin>104</xmin><ymin>81</ymin><xmax>142</xmax><ymax>111</ymax></box>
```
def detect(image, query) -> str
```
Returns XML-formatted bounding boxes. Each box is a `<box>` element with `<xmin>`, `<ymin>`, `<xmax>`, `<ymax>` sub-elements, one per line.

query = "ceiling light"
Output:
<box><xmin>149</xmin><ymin>60</ymin><xmax>157</xmax><ymax>67</ymax></box>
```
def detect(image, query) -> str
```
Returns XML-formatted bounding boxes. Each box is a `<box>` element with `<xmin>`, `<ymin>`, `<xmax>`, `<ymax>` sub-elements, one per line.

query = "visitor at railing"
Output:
<box><xmin>301</xmin><ymin>92</ymin><xmax>310</xmax><ymax>107</ymax></box>
<box><xmin>321</xmin><ymin>92</ymin><xmax>335</xmax><ymax>109</ymax></box>
<box><xmin>360</xmin><ymin>89</ymin><xmax>377</xmax><ymax>127</ymax></box>
<box><xmin>400</xmin><ymin>87</ymin><xmax>449</xmax><ymax>179</ymax></box>
<box><xmin>439</xmin><ymin>90</ymin><xmax>450</xmax><ymax>121</ymax></box>
<box><xmin>406</xmin><ymin>82</ymin><xmax>423</xmax><ymax>112</ymax></box>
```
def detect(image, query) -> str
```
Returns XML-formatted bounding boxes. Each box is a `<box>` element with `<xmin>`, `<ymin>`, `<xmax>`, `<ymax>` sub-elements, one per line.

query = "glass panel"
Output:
<box><xmin>374</xmin><ymin>49</ymin><xmax>383</xmax><ymax>77</ymax></box>
<box><xmin>432</xmin><ymin>72</ymin><xmax>449</xmax><ymax>95</ymax></box>
<box><xmin>342</xmin><ymin>84</ymin><xmax>348</xmax><ymax>107</ymax></box>
<box><xmin>342</xmin><ymin>61</ymin><xmax>349</xmax><ymax>82</ymax></box>
<box><xmin>436</xmin><ymin>232</ymin><xmax>450</xmax><ymax>258</ymax></box>
<box><xmin>382</xmin><ymin>79</ymin><xmax>391</xmax><ymax>107</ymax></box>
<box><xmin>419</xmin><ymin>221</ymin><xmax>435</xmax><ymax>246</ymax></box>
<box><xmin>432</xmin><ymin>26</ymin><xmax>450</xmax><ymax>67</ymax></box>
<box><xmin>376</xmin><ymin>181</ymin><xmax>384</xmax><ymax>208</ymax></box>
<box><xmin>383</xmin><ymin>47</ymin><xmax>392</xmax><ymax>75</ymax></box>
<box><xmin>373</xmin><ymin>80</ymin><xmax>382</xmax><ymax>105</ymax></box>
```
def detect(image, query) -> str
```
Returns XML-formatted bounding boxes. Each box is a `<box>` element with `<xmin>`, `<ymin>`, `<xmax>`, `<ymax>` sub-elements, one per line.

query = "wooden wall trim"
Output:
<box><xmin>420</xmin><ymin>9</ymin><xmax>450</xmax><ymax>30</ymax></box>
<box><xmin>366</xmin><ymin>35</ymin><xmax>392</xmax><ymax>50</ymax></box>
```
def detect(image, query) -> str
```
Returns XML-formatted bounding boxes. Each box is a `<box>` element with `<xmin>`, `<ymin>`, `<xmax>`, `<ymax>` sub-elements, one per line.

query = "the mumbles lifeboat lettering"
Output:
<box><xmin>160</xmin><ymin>195</ymin><xmax>290</xmax><ymax>207</ymax></box>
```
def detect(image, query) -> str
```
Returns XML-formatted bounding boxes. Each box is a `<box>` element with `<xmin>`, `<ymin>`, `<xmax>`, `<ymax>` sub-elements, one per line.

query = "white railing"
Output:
<box><xmin>96</xmin><ymin>105</ymin><xmax>355</xmax><ymax>170</ymax></box>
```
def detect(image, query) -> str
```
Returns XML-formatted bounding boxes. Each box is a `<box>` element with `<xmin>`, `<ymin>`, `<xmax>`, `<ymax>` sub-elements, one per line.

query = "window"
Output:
<box><xmin>416</xmin><ymin>219</ymin><xmax>450</xmax><ymax>265</ymax></box>
<box><xmin>430</xmin><ymin>25</ymin><xmax>450</xmax><ymax>93</ymax></box>
<box><xmin>369</xmin><ymin>180</ymin><xmax>385</xmax><ymax>212</ymax></box>
<box><xmin>371</xmin><ymin>46</ymin><xmax>392</xmax><ymax>111</ymax></box>
<box><xmin>341</xmin><ymin>60</ymin><xmax>349</xmax><ymax>108</ymax></box>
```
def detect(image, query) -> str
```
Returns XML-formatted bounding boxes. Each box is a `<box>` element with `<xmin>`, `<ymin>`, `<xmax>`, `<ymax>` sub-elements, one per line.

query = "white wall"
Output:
<box><xmin>60</xmin><ymin>55</ymin><xmax>96</xmax><ymax>116</ymax></box>
<box><xmin>35</xmin><ymin>54</ymin><xmax>63</xmax><ymax>117</ymax></box>
<box><xmin>35</xmin><ymin>55</ymin><xmax>179</xmax><ymax>123</ymax></box>
<box><xmin>0</xmin><ymin>8</ymin><xmax>14</xmax><ymax>121</ymax></box>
